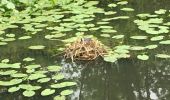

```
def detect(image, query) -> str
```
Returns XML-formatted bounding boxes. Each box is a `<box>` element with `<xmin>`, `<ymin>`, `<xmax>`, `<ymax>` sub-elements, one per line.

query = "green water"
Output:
<box><xmin>0</xmin><ymin>0</ymin><xmax>170</xmax><ymax>100</ymax></box>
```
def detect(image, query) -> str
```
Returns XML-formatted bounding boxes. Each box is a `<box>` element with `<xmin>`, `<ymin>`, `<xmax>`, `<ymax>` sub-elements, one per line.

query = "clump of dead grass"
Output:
<box><xmin>64</xmin><ymin>38</ymin><xmax>107</xmax><ymax>61</ymax></box>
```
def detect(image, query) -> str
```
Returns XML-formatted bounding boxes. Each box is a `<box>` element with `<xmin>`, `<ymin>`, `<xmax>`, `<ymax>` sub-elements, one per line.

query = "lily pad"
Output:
<box><xmin>28</xmin><ymin>45</ymin><xmax>45</xmax><ymax>50</ymax></box>
<box><xmin>23</xmin><ymin>90</ymin><xmax>35</xmax><ymax>97</ymax></box>
<box><xmin>137</xmin><ymin>55</ymin><xmax>149</xmax><ymax>60</ymax></box>
<box><xmin>37</xmin><ymin>78</ymin><xmax>51</xmax><ymax>83</ymax></box>
<box><xmin>8</xmin><ymin>86</ymin><xmax>20</xmax><ymax>93</ymax></box>
<box><xmin>41</xmin><ymin>89</ymin><xmax>55</xmax><ymax>96</ymax></box>
<box><xmin>60</xmin><ymin>90</ymin><xmax>73</xmax><ymax>96</ymax></box>
<box><xmin>54</xmin><ymin>96</ymin><xmax>66</xmax><ymax>100</ymax></box>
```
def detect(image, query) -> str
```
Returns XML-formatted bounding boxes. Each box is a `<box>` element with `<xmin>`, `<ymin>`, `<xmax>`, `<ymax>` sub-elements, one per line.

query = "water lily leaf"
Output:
<box><xmin>0</xmin><ymin>79</ymin><xmax>22</xmax><ymax>86</ymax></box>
<box><xmin>130</xmin><ymin>36</ymin><xmax>147</xmax><ymax>40</ymax></box>
<box><xmin>51</xmin><ymin>82</ymin><xmax>77</xmax><ymax>88</ymax></box>
<box><xmin>26</xmin><ymin>69</ymin><xmax>35</xmax><ymax>73</ymax></box>
<box><xmin>41</xmin><ymin>89</ymin><xmax>55</xmax><ymax>96</ymax></box>
<box><xmin>37</xmin><ymin>78</ymin><xmax>51</xmax><ymax>83</ymax></box>
<box><xmin>0</xmin><ymin>70</ymin><xmax>17</xmax><ymax>75</ymax></box>
<box><xmin>104</xmin><ymin>11</ymin><xmax>117</xmax><ymax>15</ymax></box>
<box><xmin>25</xmin><ymin>64</ymin><xmax>41</xmax><ymax>69</ymax></box>
<box><xmin>1</xmin><ymin>59</ymin><xmax>9</xmax><ymax>63</ymax></box>
<box><xmin>2</xmin><ymin>38</ymin><xmax>15</xmax><ymax>42</ymax></box>
<box><xmin>19</xmin><ymin>84</ymin><xmax>41</xmax><ymax>90</ymax></box>
<box><xmin>60</xmin><ymin>90</ymin><xmax>73</xmax><ymax>96</ymax></box>
<box><xmin>137</xmin><ymin>55</ymin><xmax>149</xmax><ymax>60</ymax></box>
<box><xmin>28</xmin><ymin>45</ymin><xmax>45</xmax><ymax>50</ymax></box>
<box><xmin>54</xmin><ymin>95</ymin><xmax>66</xmax><ymax>100</ymax></box>
<box><xmin>117</xmin><ymin>1</ymin><xmax>128</xmax><ymax>5</ymax></box>
<box><xmin>6</xmin><ymin>34</ymin><xmax>15</xmax><ymax>38</ymax></box>
<box><xmin>112</xmin><ymin>35</ymin><xmax>124</xmax><ymax>39</ymax></box>
<box><xmin>121</xmin><ymin>8</ymin><xmax>134</xmax><ymax>12</ymax></box>
<box><xmin>18</xmin><ymin>36</ymin><xmax>31</xmax><ymax>40</ymax></box>
<box><xmin>52</xmin><ymin>74</ymin><xmax>64</xmax><ymax>80</ymax></box>
<box><xmin>130</xmin><ymin>46</ymin><xmax>145</xmax><ymax>51</ymax></box>
<box><xmin>11</xmin><ymin>73</ymin><xmax>28</xmax><ymax>78</ymax></box>
<box><xmin>23</xmin><ymin>90</ymin><xmax>35</xmax><ymax>97</ymax></box>
<box><xmin>150</xmin><ymin>36</ymin><xmax>164</xmax><ymax>41</ymax></box>
<box><xmin>6</xmin><ymin>2</ymin><xmax>15</xmax><ymax>9</ymax></box>
<box><xmin>0</xmin><ymin>42</ymin><xmax>7</xmax><ymax>46</ymax></box>
<box><xmin>155</xmin><ymin>54</ymin><xmax>170</xmax><ymax>58</ymax></box>
<box><xmin>159</xmin><ymin>40</ymin><xmax>170</xmax><ymax>44</ymax></box>
<box><xmin>100</xmin><ymin>26</ymin><xmax>113</xmax><ymax>29</ymax></box>
<box><xmin>0</xmin><ymin>63</ymin><xmax>20</xmax><ymax>69</ymax></box>
<box><xmin>145</xmin><ymin>45</ymin><xmax>158</xmax><ymax>49</ymax></box>
<box><xmin>101</xmin><ymin>29</ymin><xmax>117</xmax><ymax>33</ymax></box>
<box><xmin>155</xmin><ymin>9</ymin><xmax>166</xmax><ymax>14</ymax></box>
<box><xmin>103</xmin><ymin>55</ymin><xmax>117</xmax><ymax>63</ymax></box>
<box><xmin>8</xmin><ymin>86</ymin><xmax>20</xmax><ymax>93</ymax></box>
<box><xmin>47</xmin><ymin>65</ymin><xmax>62</xmax><ymax>72</ymax></box>
<box><xmin>28</xmin><ymin>73</ymin><xmax>46</xmax><ymax>80</ymax></box>
<box><xmin>23</xmin><ymin>57</ymin><xmax>35</xmax><ymax>62</ymax></box>
<box><xmin>108</xmin><ymin>3</ymin><xmax>117</xmax><ymax>7</ymax></box>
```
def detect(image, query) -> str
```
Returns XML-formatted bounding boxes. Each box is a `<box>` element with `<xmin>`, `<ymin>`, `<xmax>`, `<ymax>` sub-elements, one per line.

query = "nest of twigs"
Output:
<box><xmin>64</xmin><ymin>38</ymin><xmax>107</xmax><ymax>61</ymax></box>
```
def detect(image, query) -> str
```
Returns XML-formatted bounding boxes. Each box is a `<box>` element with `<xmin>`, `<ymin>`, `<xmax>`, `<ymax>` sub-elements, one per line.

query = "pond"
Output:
<box><xmin>0</xmin><ymin>0</ymin><xmax>170</xmax><ymax>100</ymax></box>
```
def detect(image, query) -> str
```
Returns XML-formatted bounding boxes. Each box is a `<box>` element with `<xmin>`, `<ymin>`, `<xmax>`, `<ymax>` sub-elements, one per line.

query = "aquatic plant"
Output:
<box><xmin>0</xmin><ymin>58</ymin><xmax>77</xmax><ymax>98</ymax></box>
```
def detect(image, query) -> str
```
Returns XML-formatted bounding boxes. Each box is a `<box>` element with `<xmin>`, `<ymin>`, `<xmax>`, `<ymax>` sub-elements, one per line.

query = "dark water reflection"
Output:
<box><xmin>0</xmin><ymin>0</ymin><xmax>170</xmax><ymax>100</ymax></box>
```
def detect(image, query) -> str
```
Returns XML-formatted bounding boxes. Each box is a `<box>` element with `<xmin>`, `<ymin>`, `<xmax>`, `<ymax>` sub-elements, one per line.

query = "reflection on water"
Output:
<box><xmin>0</xmin><ymin>0</ymin><xmax>170</xmax><ymax>100</ymax></box>
<box><xmin>63</xmin><ymin>58</ymin><xmax>170</xmax><ymax>100</ymax></box>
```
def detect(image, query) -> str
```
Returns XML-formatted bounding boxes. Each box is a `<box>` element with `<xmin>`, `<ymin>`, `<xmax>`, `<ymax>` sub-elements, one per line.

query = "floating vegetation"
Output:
<box><xmin>121</xmin><ymin>8</ymin><xmax>135</xmax><ymax>12</ymax></box>
<box><xmin>28</xmin><ymin>45</ymin><xmax>45</xmax><ymax>50</ymax></box>
<box><xmin>64</xmin><ymin>38</ymin><xmax>107</xmax><ymax>61</ymax></box>
<box><xmin>0</xmin><ymin>58</ymin><xmax>76</xmax><ymax>98</ymax></box>
<box><xmin>137</xmin><ymin>54</ymin><xmax>149</xmax><ymax>60</ymax></box>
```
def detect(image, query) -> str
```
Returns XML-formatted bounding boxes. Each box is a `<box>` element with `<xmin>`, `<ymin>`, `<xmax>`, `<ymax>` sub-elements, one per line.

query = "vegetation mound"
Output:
<box><xmin>64</xmin><ymin>38</ymin><xmax>107</xmax><ymax>61</ymax></box>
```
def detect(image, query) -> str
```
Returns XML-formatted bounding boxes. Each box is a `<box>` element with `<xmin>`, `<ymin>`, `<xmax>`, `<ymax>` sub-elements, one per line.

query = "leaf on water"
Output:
<box><xmin>41</xmin><ymin>89</ymin><xmax>55</xmax><ymax>96</ymax></box>
<box><xmin>18</xmin><ymin>36</ymin><xmax>32</xmax><ymax>40</ymax></box>
<box><xmin>150</xmin><ymin>36</ymin><xmax>164</xmax><ymax>41</ymax></box>
<box><xmin>54</xmin><ymin>95</ymin><xmax>66</xmax><ymax>100</ymax></box>
<box><xmin>103</xmin><ymin>55</ymin><xmax>117</xmax><ymax>63</ymax></box>
<box><xmin>137</xmin><ymin>55</ymin><xmax>149</xmax><ymax>60</ymax></box>
<box><xmin>23</xmin><ymin>57</ymin><xmax>35</xmax><ymax>62</ymax></box>
<box><xmin>159</xmin><ymin>40</ymin><xmax>170</xmax><ymax>44</ymax></box>
<box><xmin>112</xmin><ymin>35</ymin><xmax>124</xmax><ymax>39</ymax></box>
<box><xmin>51</xmin><ymin>82</ymin><xmax>77</xmax><ymax>88</ymax></box>
<box><xmin>117</xmin><ymin>1</ymin><xmax>128</xmax><ymax>5</ymax></box>
<box><xmin>47</xmin><ymin>65</ymin><xmax>62</xmax><ymax>72</ymax></box>
<box><xmin>155</xmin><ymin>9</ymin><xmax>166</xmax><ymax>14</ymax></box>
<box><xmin>8</xmin><ymin>86</ymin><xmax>20</xmax><ymax>93</ymax></box>
<box><xmin>23</xmin><ymin>90</ymin><xmax>35</xmax><ymax>97</ymax></box>
<box><xmin>155</xmin><ymin>54</ymin><xmax>170</xmax><ymax>58</ymax></box>
<box><xmin>60</xmin><ymin>90</ymin><xmax>73</xmax><ymax>96</ymax></box>
<box><xmin>52</xmin><ymin>74</ymin><xmax>64</xmax><ymax>80</ymax></box>
<box><xmin>108</xmin><ymin>3</ymin><xmax>117</xmax><ymax>8</ymax></box>
<box><xmin>121</xmin><ymin>8</ymin><xmax>134</xmax><ymax>12</ymax></box>
<box><xmin>11</xmin><ymin>73</ymin><xmax>28</xmax><ymax>78</ymax></box>
<box><xmin>0</xmin><ymin>42</ymin><xmax>7</xmax><ymax>46</ymax></box>
<box><xmin>1</xmin><ymin>59</ymin><xmax>9</xmax><ymax>63</ymax></box>
<box><xmin>130</xmin><ymin>36</ymin><xmax>147</xmax><ymax>40</ymax></box>
<box><xmin>25</xmin><ymin>64</ymin><xmax>41</xmax><ymax>69</ymax></box>
<box><xmin>28</xmin><ymin>45</ymin><xmax>45</xmax><ymax>50</ymax></box>
<box><xmin>37</xmin><ymin>78</ymin><xmax>51</xmax><ymax>83</ymax></box>
<box><xmin>145</xmin><ymin>45</ymin><xmax>158</xmax><ymax>49</ymax></box>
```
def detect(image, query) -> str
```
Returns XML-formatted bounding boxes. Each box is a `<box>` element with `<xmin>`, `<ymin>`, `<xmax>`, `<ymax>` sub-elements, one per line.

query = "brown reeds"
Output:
<box><xmin>64</xmin><ymin>38</ymin><xmax>107</xmax><ymax>61</ymax></box>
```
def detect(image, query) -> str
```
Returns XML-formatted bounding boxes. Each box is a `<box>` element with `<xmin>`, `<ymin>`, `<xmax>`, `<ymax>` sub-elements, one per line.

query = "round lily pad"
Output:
<box><xmin>60</xmin><ymin>90</ymin><xmax>73</xmax><ymax>96</ymax></box>
<box><xmin>23</xmin><ymin>90</ymin><xmax>35</xmax><ymax>97</ymax></box>
<box><xmin>41</xmin><ymin>89</ymin><xmax>55</xmax><ymax>96</ymax></box>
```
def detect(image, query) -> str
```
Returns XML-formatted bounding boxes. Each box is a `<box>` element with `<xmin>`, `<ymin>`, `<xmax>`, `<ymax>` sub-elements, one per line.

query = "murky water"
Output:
<box><xmin>0</xmin><ymin>0</ymin><xmax>170</xmax><ymax>100</ymax></box>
